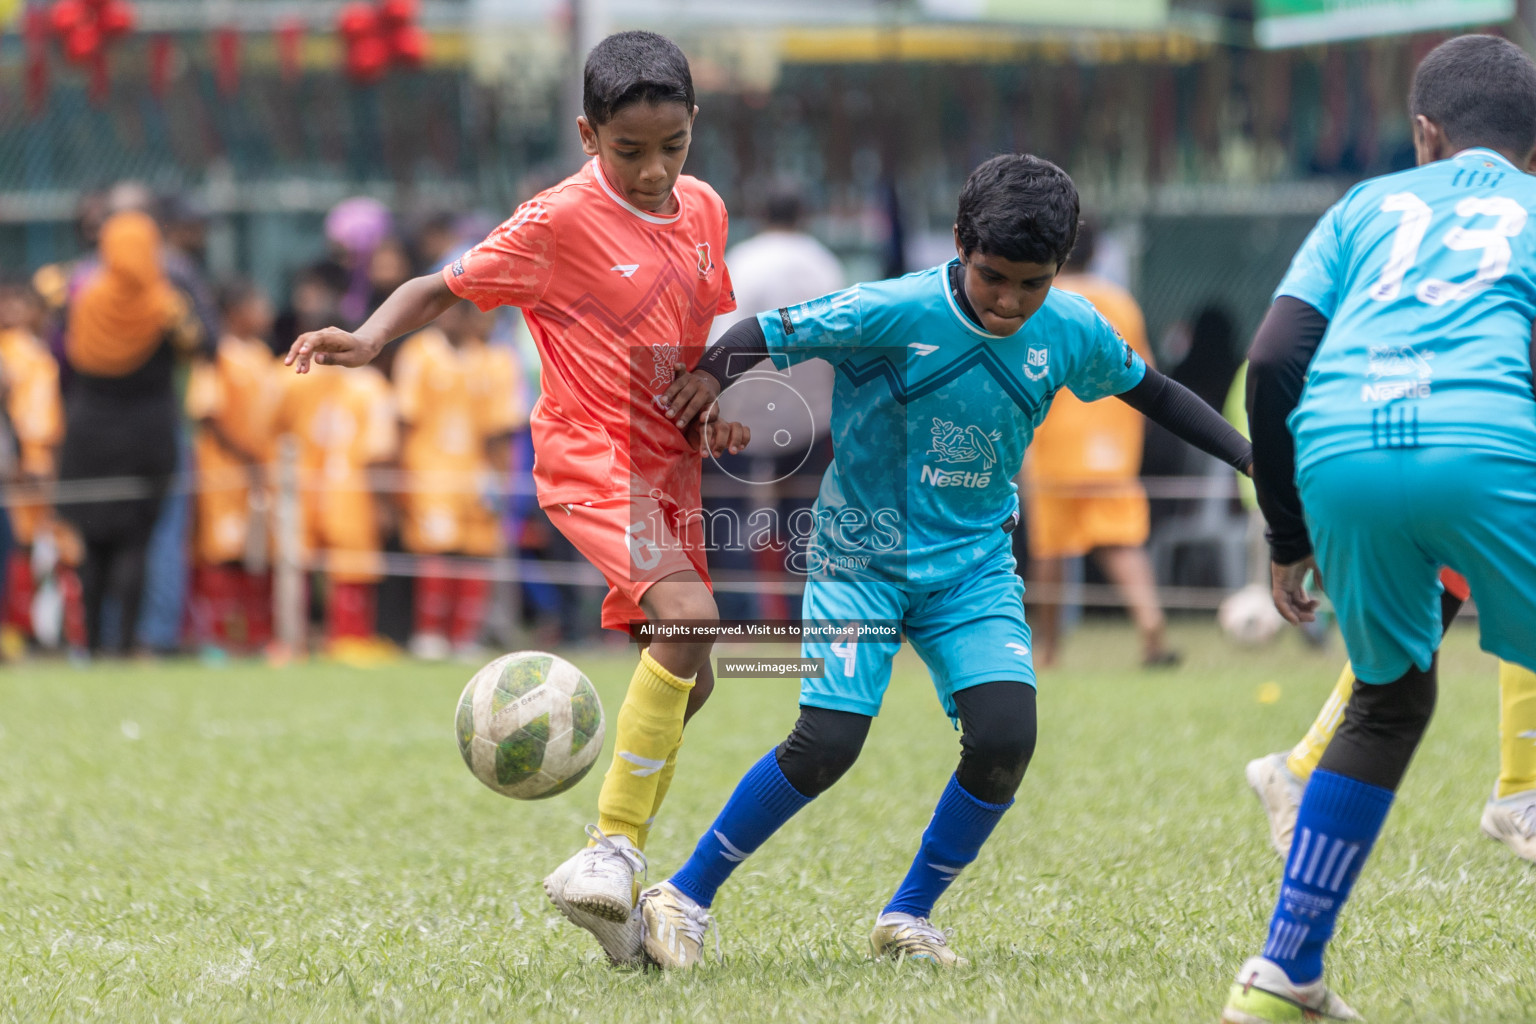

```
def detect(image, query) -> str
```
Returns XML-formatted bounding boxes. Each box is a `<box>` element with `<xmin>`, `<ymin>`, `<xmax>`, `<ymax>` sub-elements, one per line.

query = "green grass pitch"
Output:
<box><xmin>2</xmin><ymin>622</ymin><xmax>1532</xmax><ymax>1022</ymax></box>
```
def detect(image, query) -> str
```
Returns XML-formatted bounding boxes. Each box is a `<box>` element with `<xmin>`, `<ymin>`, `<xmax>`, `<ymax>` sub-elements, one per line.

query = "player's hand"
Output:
<box><xmin>686</xmin><ymin>414</ymin><xmax>750</xmax><ymax>458</ymax></box>
<box><xmin>1270</xmin><ymin>556</ymin><xmax>1321</xmax><ymax>625</ymax></box>
<box><xmin>286</xmin><ymin>327</ymin><xmax>378</xmax><ymax>373</ymax></box>
<box><xmin>660</xmin><ymin>362</ymin><xmax>721</xmax><ymax>430</ymax></box>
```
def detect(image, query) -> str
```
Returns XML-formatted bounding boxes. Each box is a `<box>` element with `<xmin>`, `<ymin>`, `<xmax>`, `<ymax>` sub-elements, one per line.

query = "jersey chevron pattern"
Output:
<box><xmin>1277</xmin><ymin>147</ymin><xmax>1536</xmax><ymax>473</ymax></box>
<box><xmin>759</xmin><ymin>262</ymin><xmax>1145</xmax><ymax>588</ymax></box>
<box><xmin>444</xmin><ymin>158</ymin><xmax>736</xmax><ymax>510</ymax></box>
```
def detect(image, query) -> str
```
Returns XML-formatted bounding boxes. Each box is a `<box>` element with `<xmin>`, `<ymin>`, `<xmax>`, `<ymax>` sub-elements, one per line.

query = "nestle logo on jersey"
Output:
<box><xmin>1362</xmin><ymin>381</ymin><xmax>1431</xmax><ymax>402</ymax></box>
<box><xmin>1362</xmin><ymin>344</ymin><xmax>1432</xmax><ymax>402</ymax></box>
<box><xmin>920</xmin><ymin>465</ymin><xmax>991</xmax><ymax>488</ymax></box>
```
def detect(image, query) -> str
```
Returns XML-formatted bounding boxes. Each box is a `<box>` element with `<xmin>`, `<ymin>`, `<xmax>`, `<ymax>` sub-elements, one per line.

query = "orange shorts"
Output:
<box><xmin>546</xmin><ymin>496</ymin><xmax>711</xmax><ymax>633</ymax></box>
<box><xmin>1439</xmin><ymin>567</ymin><xmax>1470</xmax><ymax>601</ymax></box>
<box><xmin>1027</xmin><ymin>486</ymin><xmax>1150</xmax><ymax>560</ymax></box>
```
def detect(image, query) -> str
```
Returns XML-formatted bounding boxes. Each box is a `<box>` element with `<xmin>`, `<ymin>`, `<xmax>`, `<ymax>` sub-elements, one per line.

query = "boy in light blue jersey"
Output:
<box><xmin>637</xmin><ymin>154</ymin><xmax>1252</xmax><ymax>968</ymax></box>
<box><xmin>1224</xmin><ymin>35</ymin><xmax>1536</xmax><ymax>1024</ymax></box>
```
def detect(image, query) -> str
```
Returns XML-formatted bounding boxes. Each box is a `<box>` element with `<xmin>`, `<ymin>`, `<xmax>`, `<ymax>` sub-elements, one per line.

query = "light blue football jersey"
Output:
<box><xmin>758</xmin><ymin>261</ymin><xmax>1145</xmax><ymax>588</ymax></box>
<box><xmin>1277</xmin><ymin>148</ymin><xmax>1536</xmax><ymax>473</ymax></box>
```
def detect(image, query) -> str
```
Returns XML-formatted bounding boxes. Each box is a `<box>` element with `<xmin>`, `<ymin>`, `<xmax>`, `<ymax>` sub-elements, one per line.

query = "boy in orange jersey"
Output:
<box><xmin>274</xmin><ymin>357</ymin><xmax>398</xmax><ymax>662</ymax></box>
<box><xmin>1022</xmin><ymin>224</ymin><xmax>1177</xmax><ymax>668</ymax></box>
<box><xmin>394</xmin><ymin>301</ymin><xmax>526</xmax><ymax>661</ymax></box>
<box><xmin>288</xmin><ymin>31</ymin><xmax>750</xmax><ymax>964</ymax></box>
<box><xmin>186</xmin><ymin>281</ymin><xmax>282</xmax><ymax>656</ymax></box>
<box><xmin>0</xmin><ymin>277</ymin><xmax>75</xmax><ymax>654</ymax></box>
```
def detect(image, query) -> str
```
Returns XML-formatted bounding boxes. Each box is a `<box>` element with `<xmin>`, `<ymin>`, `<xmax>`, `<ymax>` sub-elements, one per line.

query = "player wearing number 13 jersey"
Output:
<box><xmin>1224</xmin><ymin>35</ymin><xmax>1536</xmax><ymax>1024</ymax></box>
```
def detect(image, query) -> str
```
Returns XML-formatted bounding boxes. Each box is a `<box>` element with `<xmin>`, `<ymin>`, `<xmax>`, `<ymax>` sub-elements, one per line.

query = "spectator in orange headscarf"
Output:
<box><xmin>57</xmin><ymin>211</ymin><xmax>203</xmax><ymax>655</ymax></box>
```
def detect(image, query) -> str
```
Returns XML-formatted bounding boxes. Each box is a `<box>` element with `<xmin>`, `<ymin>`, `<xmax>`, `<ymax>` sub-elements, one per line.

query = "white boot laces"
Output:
<box><xmin>584</xmin><ymin>823</ymin><xmax>648</xmax><ymax>884</ymax></box>
<box><xmin>905</xmin><ymin>916</ymin><xmax>950</xmax><ymax>949</ymax></box>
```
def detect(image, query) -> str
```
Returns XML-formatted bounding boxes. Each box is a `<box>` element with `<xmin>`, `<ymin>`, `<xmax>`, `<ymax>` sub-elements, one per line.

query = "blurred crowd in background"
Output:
<box><xmin>0</xmin><ymin>181</ymin><xmax>540</xmax><ymax>666</ymax></box>
<box><xmin>0</xmin><ymin>174</ymin><xmax>1261</xmax><ymax>667</ymax></box>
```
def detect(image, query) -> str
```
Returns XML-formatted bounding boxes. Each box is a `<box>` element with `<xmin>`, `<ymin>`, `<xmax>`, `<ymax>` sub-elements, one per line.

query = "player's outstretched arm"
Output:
<box><xmin>1115</xmin><ymin>367</ymin><xmax>1252</xmax><ymax>474</ymax></box>
<box><xmin>679</xmin><ymin>316</ymin><xmax>773</xmax><ymax>419</ymax></box>
<box><xmin>285</xmin><ymin>273</ymin><xmax>459</xmax><ymax>373</ymax></box>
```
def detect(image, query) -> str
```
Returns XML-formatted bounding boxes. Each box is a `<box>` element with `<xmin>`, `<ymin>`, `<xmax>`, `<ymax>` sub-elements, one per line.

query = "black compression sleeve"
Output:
<box><xmin>1314</xmin><ymin>660</ymin><xmax>1437</xmax><ymax>792</ymax></box>
<box><xmin>1247</xmin><ymin>297</ymin><xmax>1329</xmax><ymax>565</ymax></box>
<box><xmin>774</xmin><ymin>705</ymin><xmax>872</xmax><ymax>798</ymax></box>
<box><xmin>951</xmin><ymin>681</ymin><xmax>1037</xmax><ymax>804</ymax></box>
<box><xmin>1115</xmin><ymin>367</ymin><xmax>1252</xmax><ymax>473</ymax></box>
<box><xmin>695</xmin><ymin>316</ymin><xmax>771</xmax><ymax>391</ymax></box>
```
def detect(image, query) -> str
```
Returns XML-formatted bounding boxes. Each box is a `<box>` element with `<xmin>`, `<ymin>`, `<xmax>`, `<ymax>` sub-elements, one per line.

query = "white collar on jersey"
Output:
<box><xmin>590</xmin><ymin>158</ymin><xmax>685</xmax><ymax>225</ymax></box>
<box><xmin>1452</xmin><ymin>147</ymin><xmax>1519</xmax><ymax>171</ymax></box>
<box><xmin>940</xmin><ymin>260</ymin><xmax>1006</xmax><ymax>340</ymax></box>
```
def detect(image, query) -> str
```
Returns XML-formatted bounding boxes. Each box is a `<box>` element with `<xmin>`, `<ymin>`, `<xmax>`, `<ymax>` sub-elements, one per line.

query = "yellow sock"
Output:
<box><xmin>594</xmin><ymin>650</ymin><xmax>693</xmax><ymax>846</ymax></box>
<box><xmin>1497</xmin><ymin>661</ymin><xmax>1536</xmax><ymax>798</ymax></box>
<box><xmin>1286</xmin><ymin>662</ymin><xmax>1356</xmax><ymax>783</ymax></box>
<box><xmin>635</xmin><ymin>742</ymin><xmax>680</xmax><ymax>851</ymax></box>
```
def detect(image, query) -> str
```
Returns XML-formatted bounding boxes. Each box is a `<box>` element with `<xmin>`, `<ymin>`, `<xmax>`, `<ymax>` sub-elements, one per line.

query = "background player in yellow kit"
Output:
<box><xmin>274</xmin><ymin>356</ymin><xmax>398</xmax><ymax>661</ymax></box>
<box><xmin>0</xmin><ymin>276</ymin><xmax>74</xmax><ymax>655</ymax></box>
<box><xmin>1023</xmin><ymin>223</ymin><xmax>1178</xmax><ymax>669</ymax></box>
<box><xmin>187</xmin><ymin>281</ymin><xmax>281</xmax><ymax>656</ymax></box>
<box><xmin>393</xmin><ymin>301</ymin><xmax>524</xmax><ymax>661</ymax></box>
<box><xmin>455</xmin><ymin>303</ymin><xmax>526</xmax><ymax>570</ymax></box>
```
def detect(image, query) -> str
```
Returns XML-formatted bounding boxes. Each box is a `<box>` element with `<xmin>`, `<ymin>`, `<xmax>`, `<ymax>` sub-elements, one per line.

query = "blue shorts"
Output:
<box><xmin>1300</xmin><ymin>447</ymin><xmax>1536</xmax><ymax>682</ymax></box>
<box><xmin>798</xmin><ymin>548</ymin><xmax>1035</xmax><ymax>718</ymax></box>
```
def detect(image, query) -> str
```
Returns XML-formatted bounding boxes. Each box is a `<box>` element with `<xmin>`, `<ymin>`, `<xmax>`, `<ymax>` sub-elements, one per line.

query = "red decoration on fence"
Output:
<box><xmin>276</xmin><ymin>17</ymin><xmax>304</xmax><ymax>83</ymax></box>
<box><xmin>337</xmin><ymin>0</ymin><xmax>424</xmax><ymax>84</ymax></box>
<box><xmin>148</xmin><ymin>33</ymin><xmax>173</xmax><ymax>99</ymax></box>
<box><xmin>39</xmin><ymin>0</ymin><xmax>136</xmax><ymax>105</ymax></box>
<box><xmin>24</xmin><ymin>6</ymin><xmax>51</xmax><ymax>114</ymax></box>
<box><xmin>213</xmin><ymin>26</ymin><xmax>240</xmax><ymax>96</ymax></box>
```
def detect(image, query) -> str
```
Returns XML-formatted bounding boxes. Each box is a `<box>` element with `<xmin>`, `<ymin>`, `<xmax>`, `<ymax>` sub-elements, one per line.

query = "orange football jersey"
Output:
<box><xmin>0</xmin><ymin>328</ymin><xmax>62</xmax><ymax>478</ymax></box>
<box><xmin>443</xmin><ymin>158</ymin><xmax>734</xmax><ymax>512</ymax></box>
<box><xmin>0</xmin><ymin>328</ymin><xmax>63</xmax><ymax>545</ymax></box>
<box><xmin>1026</xmin><ymin>274</ymin><xmax>1155</xmax><ymax>489</ymax></box>
<box><xmin>187</xmin><ymin>335</ymin><xmax>281</xmax><ymax>564</ymax></box>
<box><xmin>274</xmin><ymin>364</ymin><xmax>397</xmax><ymax>581</ymax></box>
<box><xmin>460</xmin><ymin>338</ymin><xmax>526</xmax><ymax>442</ymax></box>
<box><xmin>395</xmin><ymin>327</ymin><xmax>478</xmax><ymax>554</ymax></box>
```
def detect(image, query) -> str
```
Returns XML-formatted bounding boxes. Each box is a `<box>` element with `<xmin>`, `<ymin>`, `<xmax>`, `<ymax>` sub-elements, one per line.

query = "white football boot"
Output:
<box><xmin>869</xmin><ymin>912</ymin><xmax>969</xmax><ymax>967</ymax></box>
<box><xmin>542</xmin><ymin>849</ymin><xmax>645</xmax><ymax>966</ymax></box>
<box><xmin>1221</xmin><ymin>956</ymin><xmax>1363</xmax><ymax>1023</ymax></box>
<box><xmin>408</xmin><ymin>632</ymin><xmax>451</xmax><ymax>661</ymax></box>
<box><xmin>1246</xmin><ymin>752</ymin><xmax>1306</xmax><ymax>859</ymax></box>
<box><xmin>640</xmin><ymin>881</ymin><xmax>715</xmax><ymax>969</ymax></box>
<box><xmin>544</xmin><ymin>824</ymin><xmax>646</xmax><ymax>923</ymax></box>
<box><xmin>1480</xmin><ymin>787</ymin><xmax>1536</xmax><ymax>863</ymax></box>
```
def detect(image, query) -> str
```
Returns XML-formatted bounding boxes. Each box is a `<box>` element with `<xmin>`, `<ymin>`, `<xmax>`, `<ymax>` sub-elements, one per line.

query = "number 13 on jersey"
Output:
<box><xmin>1370</xmin><ymin>191</ymin><xmax>1528</xmax><ymax>305</ymax></box>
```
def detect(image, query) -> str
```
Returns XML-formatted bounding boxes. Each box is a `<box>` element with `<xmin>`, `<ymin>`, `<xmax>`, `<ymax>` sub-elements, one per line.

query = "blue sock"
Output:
<box><xmin>668</xmin><ymin>749</ymin><xmax>812</xmax><ymax>908</ymax></box>
<box><xmin>883</xmin><ymin>774</ymin><xmax>1012</xmax><ymax>918</ymax></box>
<box><xmin>1262</xmin><ymin>769</ymin><xmax>1394</xmax><ymax>984</ymax></box>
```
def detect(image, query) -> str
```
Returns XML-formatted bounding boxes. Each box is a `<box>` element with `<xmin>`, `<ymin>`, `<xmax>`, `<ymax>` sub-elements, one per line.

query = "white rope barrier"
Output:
<box><xmin>3</xmin><ymin>442</ymin><xmax>1266</xmax><ymax>613</ymax></box>
<box><xmin>7</xmin><ymin>469</ymin><xmax>1247</xmax><ymax>508</ymax></box>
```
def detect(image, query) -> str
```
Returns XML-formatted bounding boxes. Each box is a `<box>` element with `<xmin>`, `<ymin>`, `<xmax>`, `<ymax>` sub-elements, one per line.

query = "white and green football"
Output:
<box><xmin>455</xmin><ymin>651</ymin><xmax>605</xmax><ymax>800</ymax></box>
